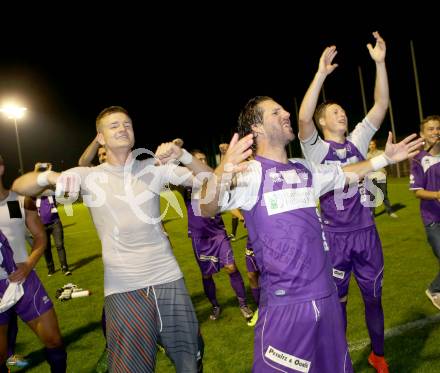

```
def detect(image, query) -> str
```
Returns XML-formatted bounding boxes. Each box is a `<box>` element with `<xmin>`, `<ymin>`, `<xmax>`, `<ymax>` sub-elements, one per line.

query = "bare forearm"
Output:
<box><xmin>298</xmin><ymin>72</ymin><xmax>326</xmax><ymax>140</ymax></box>
<box><xmin>27</xmin><ymin>234</ymin><xmax>46</xmax><ymax>268</ymax></box>
<box><xmin>78</xmin><ymin>140</ymin><xmax>100</xmax><ymax>166</ymax></box>
<box><xmin>374</xmin><ymin>62</ymin><xmax>389</xmax><ymax>108</ymax></box>
<box><xmin>11</xmin><ymin>171</ymin><xmax>59</xmax><ymax>197</ymax></box>
<box><xmin>414</xmin><ymin>189</ymin><xmax>440</xmax><ymax>200</ymax></box>
<box><xmin>367</xmin><ymin>62</ymin><xmax>389</xmax><ymax>127</ymax></box>
<box><xmin>200</xmin><ymin>170</ymin><xmax>229</xmax><ymax>217</ymax></box>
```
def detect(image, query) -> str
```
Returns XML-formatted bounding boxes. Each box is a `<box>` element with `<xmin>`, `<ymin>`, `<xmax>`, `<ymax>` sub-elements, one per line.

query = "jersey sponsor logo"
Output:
<box><xmin>274</xmin><ymin>289</ymin><xmax>286</xmax><ymax>296</ymax></box>
<box><xmin>265</xmin><ymin>345</ymin><xmax>311</xmax><ymax>372</ymax></box>
<box><xmin>332</xmin><ymin>268</ymin><xmax>345</xmax><ymax>279</ymax></box>
<box><xmin>263</xmin><ymin>188</ymin><xmax>315</xmax><ymax>216</ymax></box>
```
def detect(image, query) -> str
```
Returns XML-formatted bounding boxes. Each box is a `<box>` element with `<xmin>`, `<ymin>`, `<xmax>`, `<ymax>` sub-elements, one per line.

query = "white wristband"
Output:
<box><xmin>37</xmin><ymin>171</ymin><xmax>53</xmax><ymax>187</ymax></box>
<box><xmin>370</xmin><ymin>154</ymin><xmax>393</xmax><ymax>171</ymax></box>
<box><xmin>178</xmin><ymin>149</ymin><xmax>193</xmax><ymax>165</ymax></box>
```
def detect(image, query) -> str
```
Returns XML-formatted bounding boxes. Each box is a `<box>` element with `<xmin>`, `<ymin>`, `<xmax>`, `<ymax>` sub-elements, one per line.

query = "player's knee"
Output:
<box><xmin>43</xmin><ymin>332</ymin><xmax>63</xmax><ymax>349</ymax></box>
<box><xmin>247</xmin><ymin>272</ymin><xmax>259</xmax><ymax>287</ymax></box>
<box><xmin>224</xmin><ymin>264</ymin><xmax>237</xmax><ymax>273</ymax></box>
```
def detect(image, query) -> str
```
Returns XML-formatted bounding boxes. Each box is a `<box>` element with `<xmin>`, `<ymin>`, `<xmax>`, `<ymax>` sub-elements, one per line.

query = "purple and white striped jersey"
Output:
<box><xmin>220</xmin><ymin>155</ymin><xmax>346</xmax><ymax>306</ymax></box>
<box><xmin>300</xmin><ymin>119</ymin><xmax>377</xmax><ymax>232</ymax></box>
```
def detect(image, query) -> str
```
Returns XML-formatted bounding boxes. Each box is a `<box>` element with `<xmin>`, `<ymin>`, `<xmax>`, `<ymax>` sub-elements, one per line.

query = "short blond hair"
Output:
<box><xmin>95</xmin><ymin>106</ymin><xmax>130</xmax><ymax>131</ymax></box>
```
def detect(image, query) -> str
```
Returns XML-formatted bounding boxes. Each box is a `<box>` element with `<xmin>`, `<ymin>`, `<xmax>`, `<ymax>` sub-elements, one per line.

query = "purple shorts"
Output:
<box><xmin>191</xmin><ymin>234</ymin><xmax>234</xmax><ymax>276</ymax></box>
<box><xmin>0</xmin><ymin>270</ymin><xmax>53</xmax><ymax>324</ymax></box>
<box><xmin>326</xmin><ymin>225</ymin><xmax>384</xmax><ymax>298</ymax></box>
<box><xmin>245</xmin><ymin>247</ymin><xmax>259</xmax><ymax>273</ymax></box>
<box><xmin>253</xmin><ymin>292</ymin><xmax>353</xmax><ymax>373</ymax></box>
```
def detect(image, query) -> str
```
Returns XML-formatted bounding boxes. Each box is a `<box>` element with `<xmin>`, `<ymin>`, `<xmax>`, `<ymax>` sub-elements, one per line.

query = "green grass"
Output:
<box><xmin>11</xmin><ymin>178</ymin><xmax>440</xmax><ymax>372</ymax></box>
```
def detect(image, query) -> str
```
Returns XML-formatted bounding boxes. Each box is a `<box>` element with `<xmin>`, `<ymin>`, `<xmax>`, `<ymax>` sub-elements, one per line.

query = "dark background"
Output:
<box><xmin>0</xmin><ymin>7</ymin><xmax>438</xmax><ymax>183</ymax></box>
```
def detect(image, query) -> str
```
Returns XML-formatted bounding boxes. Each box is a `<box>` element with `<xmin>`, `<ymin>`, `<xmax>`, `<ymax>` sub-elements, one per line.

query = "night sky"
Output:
<box><xmin>0</xmin><ymin>8</ymin><xmax>438</xmax><ymax>184</ymax></box>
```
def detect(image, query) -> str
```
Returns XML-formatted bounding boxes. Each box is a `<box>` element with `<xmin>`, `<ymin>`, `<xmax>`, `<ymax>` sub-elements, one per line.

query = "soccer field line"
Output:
<box><xmin>349</xmin><ymin>313</ymin><xmax>440</xmax><ymax>351</ymax></box>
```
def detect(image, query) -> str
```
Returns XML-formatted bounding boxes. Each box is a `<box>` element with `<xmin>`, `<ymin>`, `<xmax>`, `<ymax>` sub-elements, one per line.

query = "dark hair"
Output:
<box><xmin>313</xmin><ymin>100</ymin><xmax>339</xmax><ymax>131</ymax></box>
<box><xmin>96</xmin><ymin>106</ymin><xmax>130</xmax><ymax>130</ymax></box>
<box><xmin>237</xmin><ymin>96</ymin><xmax>272</xmax><ymax>151</ymax></box>
<box><xmin>420</xmin><ymin>115</ymin><xmax>440</xmax><ymax>132</ymax></box>
<box><xmin>0</xmin><ymin>155</ymin><xmax>3</xmax><ymax>165</ymax></box>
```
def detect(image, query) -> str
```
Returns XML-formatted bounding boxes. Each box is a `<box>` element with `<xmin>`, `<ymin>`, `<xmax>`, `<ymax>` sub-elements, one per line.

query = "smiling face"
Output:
<box><xmin>420</xmin><ymin>118</ymin><xmax>440</xmax><ymax>148</ymax></box>
<box><xmin>319</xmin><ymin>103</ymin><xmax>348</xmax><ymax>136</ymax></box>
<box><xmin>97</xmin><ymin>111</ymin><xmax>135</xmax><ymax>151</ymax></box>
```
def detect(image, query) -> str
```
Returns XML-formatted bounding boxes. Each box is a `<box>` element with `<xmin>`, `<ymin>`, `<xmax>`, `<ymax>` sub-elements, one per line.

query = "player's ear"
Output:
<box><xmin>97</xmin><ymin>132</ymin><xmax>105</xmax><ymax>146</ymax></box>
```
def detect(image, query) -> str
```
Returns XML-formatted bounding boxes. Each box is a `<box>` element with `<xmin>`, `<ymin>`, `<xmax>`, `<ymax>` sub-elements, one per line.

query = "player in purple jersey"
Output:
<box><xmin>298</xmin><ymin>32</ymin><xmax>391</xmax><ymax>372</ymax></box>
<box><xmin>173</xmin><ymin>142</ymin><xmax>253</xmax><ymax>321</ymax></box>
<box><xmin>0</xmin><ymin>156</ymin><xmax>66</xmax><ymax>372</ymax></box>
<box><xmin>199</xmin><ymin>96</ymin><xmax>421</xmax><ymax>373</ymax></box>
<box><xmin>410</xmin><ymin>115</ymin><xmax>440</xmax><ymax>310</ymax></box>
<box><xmin>35</xmin><ymin>163</ymin><xmax>71</xmax><ymax>276</ymax></box>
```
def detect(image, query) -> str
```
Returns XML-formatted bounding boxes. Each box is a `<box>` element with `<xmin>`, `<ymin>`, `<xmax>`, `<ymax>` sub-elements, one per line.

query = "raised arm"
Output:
<box><xmin>78</xmin><ymin>135</ymin><xmax>101</xmax><ymax>166</ymax></box>
<box><xmin>343</xmin><ymin>132</ymin><xmax>422</xmax><ymax>183</ymax></box>
<box><xmin>200</xmin><ymin>134</ymin><xmax>253</xmax><ymax>217</ymax></box>
<box><xmin>298</xmin><ymin>46</ymin><xmax>338</xmax><ymax>140</ymax></box>
<box><xmin>365</xmin><ymin>31</ymin><xmax>389</xmax><ymax>128</ymax></box>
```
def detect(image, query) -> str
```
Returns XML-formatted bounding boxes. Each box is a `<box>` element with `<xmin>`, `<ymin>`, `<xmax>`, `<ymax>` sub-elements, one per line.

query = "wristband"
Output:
<box><xmin>37</xmin><ymin>171</ymin><xmax>53</xmax><ymax>187</ymax></box>
<box><xmin>178</xmin><ymin>149</ymin><xmax>193</xmax><ymax>165</ymax></box>
<box><xmin>370</xmin><ymin>154</ymin><xmax>393</xmax><ymax>171</ymax></box>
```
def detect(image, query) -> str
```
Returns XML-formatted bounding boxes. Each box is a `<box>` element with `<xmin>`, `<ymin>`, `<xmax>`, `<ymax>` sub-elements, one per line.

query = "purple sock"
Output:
<box><xmin>7</xmin><ymin>314</ymin><xmax>18</xmax><ymax>357</ymax></box>
<box><xmin>229</xmin><ymin>270</ymin><xmax>247</xmax><ymax>307</ymax></box>
<box><xmin>251</xmin><ymin>287</ymin><xmax>260</xmax><ymax>306</ymax></box>
<box><xmin>340</xmin><ymin>300</ymin><xmax>348</xmax><ymax>332</ymax></box>
<box><xmin>364</xmin><ymin>295</ymin><xmax>385</xmax><ymax>356</ymax></box>
<box><xmin>202</xmin><ymin>277</ymin><xmax>218</xmax><ymax>307</ymax></box>
<box><xmin>44</xmin><ymin>346</ymin><xmax>67</xmax><ymax>373</ymax></box>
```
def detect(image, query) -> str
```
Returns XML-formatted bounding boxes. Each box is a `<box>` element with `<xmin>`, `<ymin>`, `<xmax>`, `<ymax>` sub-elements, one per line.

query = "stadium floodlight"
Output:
<box><xmin>0</xmin><ymin>105</ymin><xmax>27</xmax><ymax>174</ymax></box>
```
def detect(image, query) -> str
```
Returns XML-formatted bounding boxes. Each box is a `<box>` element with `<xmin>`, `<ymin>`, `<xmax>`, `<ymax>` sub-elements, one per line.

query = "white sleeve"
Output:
<box><xmin>309</xmin><ymin>161</ymin><xmax>346</xmax><ymax>197</ymax></box>
<box><xmin>300</xmin><ymin>129</ymin><xmax>330</xmax><ymax>164</ymax></box>
<box><xmin>161</xmin><ymin>164</ymin><xmax>194</xmax><ymax>188</ymax></box>
<box><xmin>55</xmin><ymin>167</ymin><xmax>90</xmax><ymax>195</ymax></box>
<box><xmin>347</xmin><ymin>118</ymin><xmax>377</xmax><ymax>157</ymax></box>
<box><xmin>220</xmin><ymin>161</ymin><xmax>262</xmax><ymax>211</ymax></box>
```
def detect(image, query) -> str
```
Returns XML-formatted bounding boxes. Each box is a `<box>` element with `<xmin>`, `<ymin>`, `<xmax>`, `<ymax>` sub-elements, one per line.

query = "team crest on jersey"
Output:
<box><xmin>268</xmin><ymin>172</ymin><xmax>283</xmax><ymax>183</ymax></box>
<box><xmin>335</xmin><ymin>148</ymin><xmax>347</xmax><ymax>159</ymax></box>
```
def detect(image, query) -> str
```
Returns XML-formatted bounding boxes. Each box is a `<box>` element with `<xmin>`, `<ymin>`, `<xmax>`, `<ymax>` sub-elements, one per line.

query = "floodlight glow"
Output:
<box><xmin>0</xmin><ymin>105</ymin><xmax>27</xmax><ymax>119</ymax></box>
